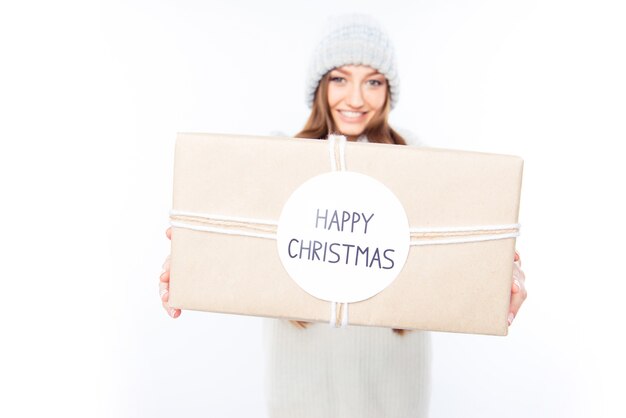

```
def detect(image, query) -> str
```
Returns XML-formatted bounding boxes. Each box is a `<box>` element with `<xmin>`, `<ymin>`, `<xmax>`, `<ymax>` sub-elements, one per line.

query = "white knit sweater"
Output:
<box><xmin>263</xmin><ymin>320</ymin><xmax>432</xmax><ymax>418</ymax></box>
<box><xmin>262</xmin><ymin>133</ymin><xmax>432</xmax><ymax>418</ymax></box>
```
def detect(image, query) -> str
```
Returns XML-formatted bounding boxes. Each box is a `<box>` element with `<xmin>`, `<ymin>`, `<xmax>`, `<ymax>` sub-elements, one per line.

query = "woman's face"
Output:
<box><xmin>327</xmin><ymin>65</ymin><xmax>387</xmax><ymax>140</ymax></box>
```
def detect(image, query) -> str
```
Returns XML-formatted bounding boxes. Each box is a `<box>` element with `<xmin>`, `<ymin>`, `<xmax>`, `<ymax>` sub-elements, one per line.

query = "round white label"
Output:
<box><xmin>276</xmin><ymin>171</ymin><xmax>410</xmax><ymax>303</ymax></box>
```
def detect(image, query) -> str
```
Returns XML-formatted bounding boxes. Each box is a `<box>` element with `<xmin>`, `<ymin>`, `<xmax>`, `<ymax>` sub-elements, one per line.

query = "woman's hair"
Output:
<box><xmin>292</xmin><ymin>70</ymin><xmax>411</xmax><ymax>336</ymax></box>
<box><xmin>295</xmin><ymin>71</ymin><xmax>407</xmax><ymax>146</ymax></box>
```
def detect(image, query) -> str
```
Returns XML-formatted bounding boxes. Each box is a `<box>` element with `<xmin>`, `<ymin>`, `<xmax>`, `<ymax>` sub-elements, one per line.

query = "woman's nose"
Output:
<box><xmin>346</xmin><ymin>84</ymin><xmax>365</xmax><ymax>108</ymax></box>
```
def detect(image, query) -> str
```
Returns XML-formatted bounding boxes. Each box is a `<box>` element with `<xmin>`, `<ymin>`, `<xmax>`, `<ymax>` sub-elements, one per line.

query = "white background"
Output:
<box><xmin>1</xmin><ymin>0</ymin><xmax>625</xmax><ymax>417</ymax></box>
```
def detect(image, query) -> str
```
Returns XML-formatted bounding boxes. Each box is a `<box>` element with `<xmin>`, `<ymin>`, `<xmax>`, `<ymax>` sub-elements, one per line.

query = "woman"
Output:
<box><xmin>159</xmin><ymin>14</ymin><xmax>527</xmax><ymax>417</ymax></box>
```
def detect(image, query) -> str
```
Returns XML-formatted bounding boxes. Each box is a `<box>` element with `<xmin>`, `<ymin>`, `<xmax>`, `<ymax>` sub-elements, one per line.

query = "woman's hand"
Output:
<box><xmin>508</xmin><ymin>250</ymin><xmax>527</xmax><ymax>325</ymax></box>
<box><xmin>159</xmin><ymin>227</ymin><xmax>181</xmax><ymax>318</ymax></box>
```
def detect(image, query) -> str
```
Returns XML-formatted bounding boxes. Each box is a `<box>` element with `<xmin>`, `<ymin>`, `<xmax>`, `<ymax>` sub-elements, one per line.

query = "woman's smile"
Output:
<box><xmin>336</xmin><ymin>109</ymin><xmax>368</xmax><ymax>122</ymax></box>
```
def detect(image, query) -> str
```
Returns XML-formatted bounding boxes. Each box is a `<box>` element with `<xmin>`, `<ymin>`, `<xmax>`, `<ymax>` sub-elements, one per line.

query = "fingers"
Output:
<box><xmin>508</xmin><ymin>262</ymin><xmax>527</xmax><ymax>325</ymax></box>
<box><xmin>162</xmin><ymin>255</ymin><xmax>170</xmax><ymax>273</ymax></box>
<box><xmin>160</xmin><ymin>269</ymin><xmax>169</xmax><ymax>283</ymax></box>
<box><xmin>392</xmin><ymin>328</ymin><xmax>413</xmax><ymax>336</ymax></box>
<box><xmin>160</xmin><ymin>278</ymin><xmax>181</xmax><ymax>318</ymax></box>
<box><xmin>161</xmin><ymin>228</ymin><xmax>176</xmax><ymax>316</ymax></box>
<box><xmin>511</xmin><ymin>263</ymin><xmax>524</xmax><ymax>294</ymax></box>
<box><xmin>162</xmin><ymin>300</ymin><xmax>181</xmax><ymax>318</ymax></box>
<box><xmin>289</xmin><ymin>320</ymin><xmax>311</xmax><ymax>329</ymax></box>
<box><xmin>159</xmin><ymin>280</ymin><xmax>169</xmax><ymax>301</ymax></box>
<box><xmin>513</xmin><ymin>261</ymin><xmax>526</xmax><ymax>284</ymax></box>
<box><xmin>159</xmin><ymin>252</ymin><xmax>179</xmax><ymax>318</ymax></box>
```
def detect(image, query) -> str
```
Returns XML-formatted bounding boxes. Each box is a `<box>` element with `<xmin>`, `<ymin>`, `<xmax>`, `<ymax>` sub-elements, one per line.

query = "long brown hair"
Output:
<box><xmin>291</xmin><ymin>69</ymin><xmax>411</xmax><ymax>336</ymax></box>
<box><xmin>295</xmin><ymin>71</ymin><xmax>407</xmax><ymax>146</ymax></box>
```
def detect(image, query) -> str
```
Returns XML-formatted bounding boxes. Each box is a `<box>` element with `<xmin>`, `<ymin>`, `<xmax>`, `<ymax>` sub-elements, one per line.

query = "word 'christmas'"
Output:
<box><xmin>287</xmin><ymin>239</ymin><xmax>395</xmax><ymax>269</ymax></box>
<box><xmin>285</xmin><ymin>207</ymin><xmax>396</xmax><ymax>270</ymax></box>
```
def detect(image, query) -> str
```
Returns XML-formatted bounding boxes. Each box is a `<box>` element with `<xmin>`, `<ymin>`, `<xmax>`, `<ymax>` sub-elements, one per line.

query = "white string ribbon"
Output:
<box><xmin>329</xmin><ymin>301</ymin><xmax>349</xmax><ymax>328</ymax></box>
<box><xmin>341</xmin><ymin>302</ymin><xmax>349</xmax><ymax>327</ymax></box>
<box><xmin>409</xmin><ymin>223</ymin><xmax>520</xmax><ymax>233</ymax></box>
<box><xmin>410</xmin><ymin>231</ymin><xmax>519</xmax><ymax>246</ymax></box>
<box><xmin>169</xmin><ymin>219</ymin><xmax>278</xmax><ymax>240</ymax></box>
<box><xmin>328</xmin><ymin>134</ymin><xmax>347</xmax><ymax>171</ymax></box>
<box><xmin>327</xmin><ymin>135</ymin><xmax>348</xmax><ymax>327</ymax></box>
<box><xmin>169</xmin><ymin>209</ymin><xmax>520</xmax><ymax>245</ymax></box>
<box><xmin>170</xmin><ymin>209</ymin><xmax>278</xmax><ymax>226</ymax></box>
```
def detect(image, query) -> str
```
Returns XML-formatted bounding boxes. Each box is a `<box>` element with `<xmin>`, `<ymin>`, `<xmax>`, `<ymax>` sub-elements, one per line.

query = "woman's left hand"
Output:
<box><xmin>508</xmin><ymin>251</ymin><xmax>527</xmax><ymax>326</ymax></box>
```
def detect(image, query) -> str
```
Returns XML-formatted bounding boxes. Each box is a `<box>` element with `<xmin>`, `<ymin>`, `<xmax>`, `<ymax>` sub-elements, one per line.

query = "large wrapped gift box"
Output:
<box><xmin>168</xmin><ymin>132</ymin><xmax>523</xmax><ymax>336</ymax></box>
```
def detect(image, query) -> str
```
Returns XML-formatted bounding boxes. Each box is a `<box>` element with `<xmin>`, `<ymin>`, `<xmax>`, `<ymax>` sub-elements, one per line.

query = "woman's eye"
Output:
<box><xmin>368</xmin><ymin>79</ymin><xmax>383</xmax><ymax>87</ymax></box>
<box><xmin>330</xmin><ymin>76</ymin><xmax>345</xmax><ymax>83</ymax></box>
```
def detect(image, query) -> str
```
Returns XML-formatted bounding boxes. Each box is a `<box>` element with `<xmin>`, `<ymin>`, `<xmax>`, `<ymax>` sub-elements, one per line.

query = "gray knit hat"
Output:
<box><xmin>305</xmin><ymin>14</ymin><xmax>399</xmax><ymax>109</ymax></box>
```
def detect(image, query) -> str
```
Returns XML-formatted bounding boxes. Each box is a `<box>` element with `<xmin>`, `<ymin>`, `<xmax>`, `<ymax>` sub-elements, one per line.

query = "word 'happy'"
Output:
<box><xmin>315</xmin><ymin>209</ymin><xmax>374</xmax><ymax>234</ymax></box>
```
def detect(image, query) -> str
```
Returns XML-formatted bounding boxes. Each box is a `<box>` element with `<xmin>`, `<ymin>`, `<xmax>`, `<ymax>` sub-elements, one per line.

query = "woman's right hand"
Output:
<box><xmin>160</xmin><ymin>227</ymin><xmax>181</xmax><ymax>318</ymax></box>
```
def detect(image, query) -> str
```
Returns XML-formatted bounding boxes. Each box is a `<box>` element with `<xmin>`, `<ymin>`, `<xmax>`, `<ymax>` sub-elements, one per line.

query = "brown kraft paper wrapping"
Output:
<box><xmin>168</xmin><ymin>132</ymin><xmax>523</xmax><ymax>336</ymax></box>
